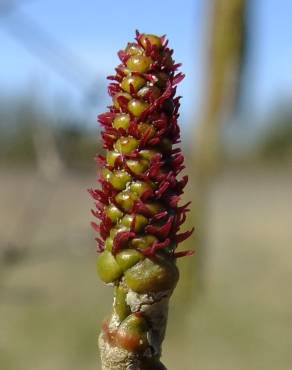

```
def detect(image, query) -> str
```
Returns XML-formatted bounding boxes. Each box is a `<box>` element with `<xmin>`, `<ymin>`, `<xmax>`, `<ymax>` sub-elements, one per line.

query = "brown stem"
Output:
<box><xmin>99</xmin><ymin>287</ymin><xmax>171</xmax><ymax>370</ymax></box>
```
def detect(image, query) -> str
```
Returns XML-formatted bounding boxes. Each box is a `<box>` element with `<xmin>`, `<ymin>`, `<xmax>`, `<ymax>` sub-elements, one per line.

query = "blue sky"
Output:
<box><xmin>1</xmin><ymin>0</ymin><xmax>292</xmax><ymax>130</ymax></box>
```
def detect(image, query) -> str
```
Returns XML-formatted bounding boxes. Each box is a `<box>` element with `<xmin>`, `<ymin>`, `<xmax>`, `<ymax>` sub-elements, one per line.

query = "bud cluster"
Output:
<box><xmin>90</xmin><ymin>31</ymin><xmax>193</xmax><ymax>370</ymax></box>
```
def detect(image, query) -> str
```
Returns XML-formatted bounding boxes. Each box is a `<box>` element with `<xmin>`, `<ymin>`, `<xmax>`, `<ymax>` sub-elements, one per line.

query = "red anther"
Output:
<box><xmin>95</xmin><ymin>238</ymin><xmax>105</xmax><ymax>253</ymax></box>
<box><xmin>145</xmin><ymin>216</ymin><xmax>174</xmax><ymax>239</ymax></box>
<box><xmin>176</xmin><ymin>228</ymin><xmax>195</xmax><ymax>244</ymax></box>
<box><xmin>174</xmin><ymin>250</ymin><xmax>195</xmax><ymax>258</ymax></box>
<box><xmin>112</xmin><ymin>231</ymin><xmax>136</xmax><ymax>255</ymax></box>
<box><xmin>142</xmin><ymin>238</ymin><xmax>171</xmax><ymax>257</ymax></box>
<box><xmin>98</xmin><ymin>112</ymin><xmax>115</xmax><ymax>126</ymax></box>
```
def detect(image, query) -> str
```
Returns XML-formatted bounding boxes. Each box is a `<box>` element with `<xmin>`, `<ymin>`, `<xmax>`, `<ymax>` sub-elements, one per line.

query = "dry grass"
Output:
<box><xmin>0</xmin><ymin>165</ymin><xmax>291</xmax><ymax>370</ymax></box>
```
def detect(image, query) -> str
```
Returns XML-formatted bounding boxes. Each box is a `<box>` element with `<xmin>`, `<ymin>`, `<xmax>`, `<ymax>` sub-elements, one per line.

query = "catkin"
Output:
<box><xmin>90</xmin><ymin>31</ymin><xmax>193</xmax><ymax>370</ymax></box>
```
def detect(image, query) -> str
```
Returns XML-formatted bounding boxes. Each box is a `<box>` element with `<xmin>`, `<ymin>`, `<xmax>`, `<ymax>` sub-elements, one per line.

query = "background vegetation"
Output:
<box><xmin>0</xmin><ymin>1</ymin><xmax>291</xmax><ymax>369</ymax></box>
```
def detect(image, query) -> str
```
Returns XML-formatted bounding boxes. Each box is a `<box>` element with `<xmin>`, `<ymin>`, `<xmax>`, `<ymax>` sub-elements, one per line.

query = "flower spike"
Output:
<box><xmin>91</xmin><ymin>32</ymin><xmax>193</xmax><ymax>370</ymax></box>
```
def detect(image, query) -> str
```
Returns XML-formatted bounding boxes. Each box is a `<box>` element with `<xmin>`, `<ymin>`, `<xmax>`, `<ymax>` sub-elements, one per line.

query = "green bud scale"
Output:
<box><xmin>89</xmin><ymin>31</ymin><xmax>194</xmax><ymax>370</ymax></box>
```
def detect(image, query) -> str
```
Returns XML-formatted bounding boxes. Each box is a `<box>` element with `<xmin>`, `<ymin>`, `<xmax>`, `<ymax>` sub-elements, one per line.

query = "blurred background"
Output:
<box><xmin>0</xmin><ymin>0</ymin><xmax>291</xmax><ymax>369</ymax></box>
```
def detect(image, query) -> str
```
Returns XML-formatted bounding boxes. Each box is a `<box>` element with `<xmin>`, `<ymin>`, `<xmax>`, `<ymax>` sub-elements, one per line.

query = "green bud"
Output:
<box><xmin>105</xmin><ymin>237</ymin><xmax>114</xmax><ymax>251</ymax></box>
<box><xmin>110</xmin><ymin>170</ymin><xmax>132</xmax><ymax>190</ymax></box>
<box><xmin>106</xmin><ymin>151</ymin><xmax>120</xmax><ymax>167</ymax></box>
<box><xmin>129</xmin><ymin>181</ymin><xmax>155</xmax><ymax>197</ymax></box>
<box><xmin>114</xmin><ymin>285</ymin><xmax>131</xmax><ymax>321</ymax></box>
<box><xmin>112</xmin><ymin>113</ymin><xmax>131</xmax><ymax>131</ymax></box>
<box><xmin>101</xmin><ymin>168</ymin><xmax>112</xmax><ymax>182</ymax></box>
<box><xmin>120</xmin><ymin>214</ymin><xmax>148</xmax><ymax>232</ymax></box>
<box><xmin>140</xmin><ymin>34</ymin><xmax>162</xmax><ymax>49</ymax></box>
<box><xmin>119</xmin><ymin>66</ymin><xmax>132</xmax><ymax>76</ymax></box>
<box><xmin>128</xmin><ymin>99</ymin><xmax>149</xmax><ymax>117</ymax></box>
<box><xmin>126</xmin><ymin>159</ymin><xmax>149</xmax><ymax>175</ymax></box>
<box><xmin>115</xmin><ymin>136</ymin><xmax>140</xmax><ymax>154</ymax></box>
<box><xmin>139</xmin><ymin>149</ymin><xmax>159</xmax><ymax>161</ymax></box>
<box><xmin>97</xmin><ymin>251</ymin><xmax>123</xmax><ymax>283</ymax></box>
<box><xmin>124</xmin><ymin>256</ymin><xmax>179</xmax><ymax>293</ymax></box>
<box><xmin>131</xmin><ymin>235</ymin><xmax>158</xmax><ymax>250</ymax></box>
<box><xmin>105</xmin><ymin>204</ymin><xmax>123</xmax><ymax>223</ymax></box>
<box><xmin>115</xmin><ymin>190</ymin><xmax>136</xmax><ymax>212</ymax></box>
<box><xmin>116</xmin><ymin>249</ymin><xmax>144</xmax><ymax>271</ymax></box>
<box><xmin>125</xmin><ymin>43</ymin><xmax>143</xmax><ymax>56</ymax></box>
<box><xmin>126</xmin><ymin>55</ymin><xmax>152</xmax><ymax>73</ymax></box>
<box><xmin>116</xmin><ymin>314</ymin><xmax>149</xmax><ymax>351</ymax></box>
<box><xmin>121</xmin><ymin>75</ymin><xmax>146</xmax><ymax>93</ymax></box>
<box><xmin>110</xmin><ymin>225</ymin><xmax>129</xmax><ymax>239</ymax></box>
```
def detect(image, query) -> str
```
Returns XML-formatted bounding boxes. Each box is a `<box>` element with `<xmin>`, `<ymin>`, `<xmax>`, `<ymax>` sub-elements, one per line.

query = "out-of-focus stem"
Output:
<box><xmin>191</xmin><ymin>0</ymin><xmax>247</xmax><ymax>290</ymax></box>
